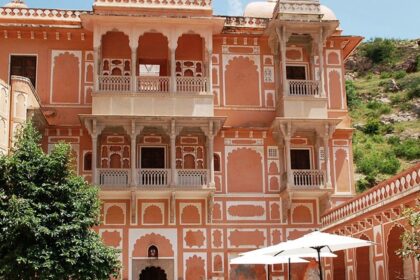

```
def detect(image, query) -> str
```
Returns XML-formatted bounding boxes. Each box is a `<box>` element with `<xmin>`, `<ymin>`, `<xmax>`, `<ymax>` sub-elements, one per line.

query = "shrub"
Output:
<box><xmin>366</xmin><ymin>100</ymin><xmax>392</xmax><ymax>115</ymax></box>
<box><xmin>394</xmin><ymin>71</ymin><xmax>407</xmax><ymax>80</ymax></box>
<box><xmin>392</xmin><ymin>138</ymin><xmax>420</xmax><ymax>160</ymax></box>
<box><xmin>380</xmin><ymin>72</ymin><xmax>392</xmax><ymax>79</ymax></box>
<box><xmin>362</xmin><ymin>38</ymin><xmax>396</xmax><ymax>64</ymax></box>
<box><xmin>345</xmin><ymin>80</ymin><xmax>360</xmax><ymax>109</ymax></box>
<box><xmin>407</xmin><ymin>84</ymin><xmax>420</xmax><ymax>99</ymax></box>
<box><xmin>356</xmin><ymin>149</ymin><xmax>400</xmax><ymax>176</ymax></box>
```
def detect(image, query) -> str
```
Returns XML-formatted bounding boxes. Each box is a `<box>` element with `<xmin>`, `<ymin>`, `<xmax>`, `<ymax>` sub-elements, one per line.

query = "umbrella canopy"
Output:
<box><xmin>259</xmin><ymin>231</ymin><xmax>374</xmax><ymax>257</ymax></box>
<box><xmin>230</xmin><ymin>254</ymin><xmax>309</xmax><ymax>265</ymax></box>
<box><xmin>250</xmin><ymin>231</ymin><xmax>374</xmax><ymax>280</ymax></box>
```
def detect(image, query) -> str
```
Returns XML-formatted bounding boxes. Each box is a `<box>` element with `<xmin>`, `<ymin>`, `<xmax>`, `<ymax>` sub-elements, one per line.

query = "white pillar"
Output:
<box><xmin>130</xmin><ymin>125</ymin><xmax>137</xmax><ymax>187</ymax></box>
<box><xmin>277</xmin><ymin>26</ymin><xmax>288</xmax><ymax>96</ymax></box>
<box><xmin>93</xmin><ymin>47</ymin><xmax>100</xmax><ymax>91</ymax></box>
<box><xmin>131</xmin><ymin>48</ymin><xmax>137</xmax><ymax>92</ymax></box>
<box><xmin>170</xmin><ymin>48</ymin><xmax>176</xmax><ymax>93</ymax></box>
<box><xmin>285</xmin><ymin>136</ymin><xmax>293</xmax><ymax>186</ymax></box>
<box><xmin>207</xmin><ymin>48</ymin><xmax>212</xmax><ymax>93</ymax></box>
<box><xmin>92</xmin><ymin>132</ymin><xmax>98</xmax><ymax>185</ymax></box>
<box><xmin>323</xmin><ymin>136</ymin><xmax>332</xmax><ymax>189</ymax></box>
<box><xmin>319</xmin><ymin>28</ymin><xmax>325</xmax><ymax>97</ymax></box>
<box><xmin>170</xmin><ymin>120</ymin><xmax>177</xmax><ymax>186</ymax></box>
<box><xmin>207</xmin><ymin>126</ymin><xmax>215</xmax><ymax>188</ymax></box>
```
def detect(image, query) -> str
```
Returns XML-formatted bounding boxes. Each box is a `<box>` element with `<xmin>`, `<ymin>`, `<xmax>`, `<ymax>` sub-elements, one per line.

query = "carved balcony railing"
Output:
<box><xmin>176</xmin><ymin>169</ymin><xmax>208</xmax><ymax>187</ymax></box>
<box><xmin>288</xmin><ymin>80</ymin><xmax>320</xmax><ymax>96</ymax></box>
<box><xmin>138</xmin><ymin>169</ymin><xmax>170</xmax><ymax>187</ymax></box>
<box><xmin>273</xmin><ymin>0</ymin><xmax>321</xmax><ymax>18</ymax></box>
<box><xmin>322</xmin><ymin>164</ymin><xmax>420</xmax><ymax>228</ymax></box>
<box><xmin>98</xmin><ymin>76</ymin><xmax>131</xmax><ymax>92</ymax></box>
<box><xmin>93</xmin><ymin>0</ymin><xmax>212</xmax><ymax>9</ymax></box>
<box><xmin>98</xmin><ymin>169</ymin><xmax>130</xmax><ymax>187</ymax></box>
<box><xmin>291</xmin><ymin>169</ymin><xmax>325</xmax><ymax>188</ymax></box>
<box><xmin>137</xmin><ymin>76</ymin><xmax>170</xmax><ymax>93</ymax></box>
<box><xmin>176</xmin><ymin>77</ymin><xmax>208</xmax><ymax>93</ymax></box>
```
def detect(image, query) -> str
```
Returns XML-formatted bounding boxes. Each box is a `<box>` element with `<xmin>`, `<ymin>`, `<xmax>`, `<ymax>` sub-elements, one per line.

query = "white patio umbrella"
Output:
<box><xmin>230</xmin><ymin>254</ymin><xmax>309</xmax><ymax>280</ymax></box>
<box><xmin>255</xmin><ymin>231</ymin><xmax>375</xmax><ymax>280</ymax></box>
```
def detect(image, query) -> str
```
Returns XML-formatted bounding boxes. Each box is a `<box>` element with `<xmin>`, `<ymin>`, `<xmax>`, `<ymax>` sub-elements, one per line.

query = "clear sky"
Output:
<box><xmin>1</xmin><ymin>0</ymin><xmax>419</xmax><ymax>39</ymax></box>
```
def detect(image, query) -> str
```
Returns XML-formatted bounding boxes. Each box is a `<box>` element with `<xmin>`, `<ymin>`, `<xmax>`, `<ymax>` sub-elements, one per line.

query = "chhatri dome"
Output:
<box><xmin>3</xmin><ymin>0</ymin><xmax>28</xmax><ymax>8</ymax></box>
<box><xmin>243</xmin><ymin>0</ymin><xmax>337</xmax><ymax>21</ymax></box>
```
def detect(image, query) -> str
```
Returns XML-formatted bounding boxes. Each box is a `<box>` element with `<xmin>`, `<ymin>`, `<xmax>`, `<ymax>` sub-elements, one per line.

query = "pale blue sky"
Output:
<box><xmin>1</xmin><ymin>0</ymin><xmax>419</xmax><ymax>39</ymax></box>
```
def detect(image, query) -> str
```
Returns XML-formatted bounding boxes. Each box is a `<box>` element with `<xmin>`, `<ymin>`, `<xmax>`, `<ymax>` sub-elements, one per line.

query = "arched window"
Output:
<box><xmin>213</xmin><ymin>153</ymin><xmax>221</xmax><ymax>172</ymax></box>
<box><xmin>84</xmin><ymin>152</ymin><xmax>92</xmax><ymax>171</ymax></box>
<box><xmin>148</xmin><ymin>245</ymin><xmax>158</xmax><ymax>259</ymax></box>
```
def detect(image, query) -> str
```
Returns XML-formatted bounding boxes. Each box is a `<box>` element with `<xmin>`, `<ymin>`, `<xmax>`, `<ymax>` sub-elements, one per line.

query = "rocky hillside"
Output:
<box><xmin>345</xmin><ymin>38</ymin><xmax>420</xmax><ymax>192</ymax></box>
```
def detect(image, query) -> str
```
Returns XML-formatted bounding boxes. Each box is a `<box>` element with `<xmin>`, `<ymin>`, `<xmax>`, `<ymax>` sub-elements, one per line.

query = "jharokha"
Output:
<box><xmin>0</xmin><ymin>0</ymin><xmax>419</xmax><ymax>279</ymax></box>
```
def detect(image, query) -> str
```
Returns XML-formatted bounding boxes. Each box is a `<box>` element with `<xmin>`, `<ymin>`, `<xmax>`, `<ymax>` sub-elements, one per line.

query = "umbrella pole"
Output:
<box><xmin>288</xmin><ymin>258</ymin><xmax>291</xmax><ymax>280</ymax></box>
<box><xmin>316</xmin><ymin>247</ymin><xmax>323</xmax><ymax>280</ymax></box>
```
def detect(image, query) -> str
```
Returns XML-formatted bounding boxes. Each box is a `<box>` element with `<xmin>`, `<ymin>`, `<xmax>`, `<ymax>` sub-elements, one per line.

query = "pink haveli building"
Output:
<box><xmin>0</xmin><ymin>0</ymin><xmax>418</xmax><ymax>279</ymax></box>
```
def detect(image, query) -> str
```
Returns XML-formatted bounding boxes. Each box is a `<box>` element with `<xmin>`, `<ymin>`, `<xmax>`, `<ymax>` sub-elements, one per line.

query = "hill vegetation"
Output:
<box><xmin>345</xmin><ymin>38</ymin><xmax>420</xmax><ymax>192</ymax></box>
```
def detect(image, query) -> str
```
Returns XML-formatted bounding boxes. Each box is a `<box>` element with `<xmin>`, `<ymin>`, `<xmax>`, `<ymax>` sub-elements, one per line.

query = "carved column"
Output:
<box><xmin>170</xmin><ymin>120</ymin><xmax>177</xmax><ymax>186</ymax></box>
<box><xmin>318</xmin><ymin>27</ymin><xmax>326</xmax><ymax>97</ymax></box>
<box><xmin>206</xmin><ymin>121</ymin><xmax>215</xmax><ymax>188</ymax></box>
<box><xmin>277</xmin><ymin>26</ymin><xmax>288</xmax><ymax>97</ymax></box>
<box><xmin>280</xmin><ymin>123</ymin><xmax>293</xmax><ymax>187</ymax></box>
<box><xmin>170</xmin><ymin>191</ymin><xmax>176</xmax><ymax>224</ymax></box>
<box><xmin>285</xmin><ymin>136</ymin><xmax>293</xmax><ymax>186</ymax></box>
<box><xmin>207</xmin><ymin>48</ymin><xmax>212</xmax><ymax>93</ymax></box>
<box><xmin>90</xmin><ymin>119</ymin><xmax>103</xmax><ymax>186</ymax></box>
<box><xmin>170</xmin><ymin>48</ymin><xmax>176</xmax><ymax>93</ymax></box>
<box><xmin>131</xmin><ymin>48</ymin><xmax>137</xmax><ymax>92</ymax></box>
<box><xmin>93</xmin><ymin>47</ymin><xmax>100</xmax><ymax>92</ymax></box>
<box><xmin>92</xmin><ymin>132</ymin><xmax>98</xmax><ymax>185</ymax></box>
<box><xmin>323</xmin><ymin>134</ymin><xmax>332</xmax><ymax>189</ymax></box>
<box><xmin>130</xmin><ymin>121</ymin><xmax>142</xmax><ymax>187</ymax></box>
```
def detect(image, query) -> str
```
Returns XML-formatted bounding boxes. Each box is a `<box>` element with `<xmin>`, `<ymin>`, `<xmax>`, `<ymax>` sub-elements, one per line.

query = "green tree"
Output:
<box><xmin>397</xmin><ymin>203</ymin><xmax>420</xmax><ymax>261</ymax></box>
<box><xmin>361</xmin><ymin>38</ymin><xmax>396</xmax><ymax>64</ymax></box>
<box><xmin>0</xmin><ymin>123</ymin><xmax>120</xmax><ymax>279</ymax></box>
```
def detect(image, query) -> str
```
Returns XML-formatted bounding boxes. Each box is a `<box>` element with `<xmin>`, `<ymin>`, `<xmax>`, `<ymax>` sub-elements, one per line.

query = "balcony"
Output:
<box><xmin>291</xmin><ymin>169</ymin><xmax>325</xmax><ymax>189</ymax></box>
<box><xmin>288</xmin><ymin>80</ymin><xmax>320</xmax><ymax>96</ymax></box>
<box><xmin>98</xmin><ymin>168</ymin><xmax>209</xmax><ymax>189</ymax></box>
<box><xmin>97</xmin><ymin>76</ymin><xmax>208</xmax><ymax>94</ymax></box>
<box><xmin>281</xmin><ymin>79</ymin><xmax>328</xmax><ymax>119</ymax></box>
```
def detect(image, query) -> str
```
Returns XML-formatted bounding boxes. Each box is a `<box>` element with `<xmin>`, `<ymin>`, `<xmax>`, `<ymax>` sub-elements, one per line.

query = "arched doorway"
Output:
<box><xmin>139</xmin><ymin>266</ymin><xmax>167</xmax><ymax>280</ymax></box>
<box><xmin>387</xmin><ymin>226</ymin><xmax>405</xmax><ymax>280</ymax></box>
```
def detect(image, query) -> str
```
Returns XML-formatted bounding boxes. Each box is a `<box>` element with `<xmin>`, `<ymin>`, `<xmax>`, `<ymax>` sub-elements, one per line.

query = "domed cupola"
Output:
<box><xmin>4</xmin><ymin>0</ymin><xmax>28</xmax><ymax>8</ymax></box>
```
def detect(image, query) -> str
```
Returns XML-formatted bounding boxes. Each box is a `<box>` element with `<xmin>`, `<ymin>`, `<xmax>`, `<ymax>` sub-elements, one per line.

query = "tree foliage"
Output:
<box><xmin>0</xmin><ymin>122</ymin><xmax>120</xmax><ymax>279</ymax></box>
<box><xmin>361</xmin><ymin>38</ymin><xmax>396</xmax><ymax>64</ymax></box>
<box><xmin>397</xmin><ymin>203</ymin><xmax>420</xmax><ymax>261</ymax></box>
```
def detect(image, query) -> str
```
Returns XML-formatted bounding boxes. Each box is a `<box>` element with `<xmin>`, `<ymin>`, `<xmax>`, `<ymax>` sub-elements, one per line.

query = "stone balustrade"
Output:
<box><xmin>93</xmin><ymin>0</ymin><xmax>212</xmax><ymax>9</ymax></box>
<box><xmin>288</xmin><ymin>80</ymin><xmax>320</xmax><ymax>96</ymax></box>
<box><xmin>292</xmin><ymin>169</ymin><xmax>325</xmax><ymax>188</ymax></box>
<box><xmin>98</xmin><ymin>168</ymin><xmax>209</xmax><ymax>189</ymax></box>
<box><xmin>224</xmin><ymin>16</ymin><xmax>269</xmax><ymax>29</ymax></box>
<box><xmin>0</xmin><ymin>7</ymin><xmax>82</xmax><ymax>22</ymax></box>
<box><xmin>322</xmin><ymin>164</ymin><xmax>420</xmax><ymax>228</ymax></box>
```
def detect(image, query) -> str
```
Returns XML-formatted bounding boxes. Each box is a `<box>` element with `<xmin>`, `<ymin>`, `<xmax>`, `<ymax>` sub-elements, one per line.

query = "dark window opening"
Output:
<box><xmin>84</xmin><ymin>152</ymin><xmax>92</xmax><ymax>171</ymax></box>
<box><xmin>214</xmin><ymin>153</ymin><xmax>221</xmax><ymax>172</ymax></box>
<box><xmin>148</xmin><ymin>245</ymin><xmax>158</xmax><ymax>258</ymax></box>
<box><xmin>290</xmin><ymin>149</ymin><xmax>311</xmax><ymax>170</ymax></box>
<box><xmin>141</xmin><ymin>147</ymin><xmax>165</xmax><ymax>169</ymax></box>
<box><xmin>286</xmin><ymin>66</ymin><xmax>306</xmax><ymax>80</ymax></box>
<box><xmin>10</xmin><ymin>55</ymin><xmax>37</xmax><ymax>87</ymax></box>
